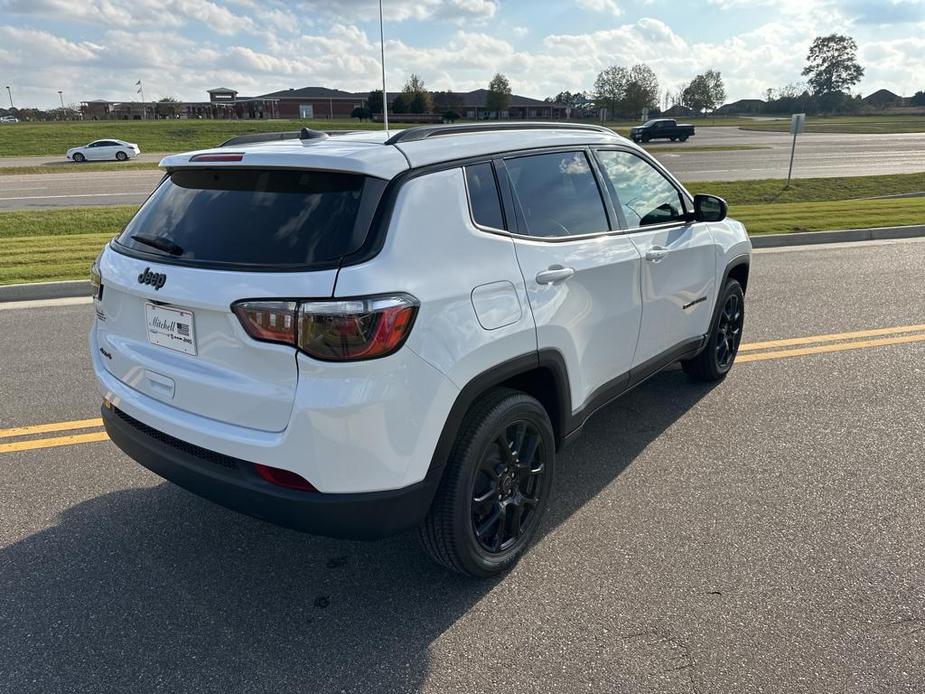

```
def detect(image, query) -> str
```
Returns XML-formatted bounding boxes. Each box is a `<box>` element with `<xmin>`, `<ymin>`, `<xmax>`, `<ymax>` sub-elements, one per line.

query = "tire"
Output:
<box><xmin>682</xmin><ymin>279</ymin><xmax>745</xmax><ymax>382</ymax></box>
<box><xmin>670</xmin><ymin>137</ymin><xmax>678</xmax><ymax>142</ymax></box>
<box><xmin>642</xmin><ymin>135</ymin><xmax>650</xmax><ymax>143</ymax></box>
<box><xmin>72</xmin><ymin>152</ymin><xmax>85</xmax><ymax>163</ymax></box>
<box><xmin>115</xmin><ymin>151</ymin><xmax>128</xmax><ymax>161</ymax></box>
<box><xmin>419</xmin><ymin>388</ymin><xmax>556</xmax><ymax>577</ymax></box>
<box><xmin>680</xmin><ymin>136</ymin><xmax>689</xmax><ymax>142</ymax></box>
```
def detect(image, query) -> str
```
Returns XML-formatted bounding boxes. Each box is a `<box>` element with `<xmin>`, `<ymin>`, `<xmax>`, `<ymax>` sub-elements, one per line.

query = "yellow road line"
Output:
<box><xmin>737</xmin><ymin>332</ymin><xmax>925</xmax><ymax>363</ymax></box>
<box><xmin>0</xmin><ymin>417</ymin><xmax>104</xmax><ymax>439</ymax></box>
<box><xmin>740</xmin><ymin>324</ymin><xmax>925</xmax><ymax>352</ymax></box>
<box><xmin>0</xmin><ymin>431</ymin><xmax>110</xmax><ymax>454</ymax></box>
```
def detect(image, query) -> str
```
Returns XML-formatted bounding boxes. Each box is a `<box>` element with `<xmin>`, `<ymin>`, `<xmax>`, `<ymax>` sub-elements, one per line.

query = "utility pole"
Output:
<box><xmin>379</xmin><ymin>0</ymin><xmax>389</xmax><ymax>132</ymax></box>
<box><xmin>5</xmin><ymin>86</ymin><xmax>13</xmax><ymax>109</ymax></box>
<box><xmin>58</xmin><ymin>90</ymin><xmax>64</xmax><ymax>109</ymax></box>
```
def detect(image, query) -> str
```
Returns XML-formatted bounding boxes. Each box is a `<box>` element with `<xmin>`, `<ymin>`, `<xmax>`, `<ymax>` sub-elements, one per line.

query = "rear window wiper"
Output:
<box><xmin>130</xmin><ymin>233</ymin><xmax>184</xmax><ymax>256</ymax></box>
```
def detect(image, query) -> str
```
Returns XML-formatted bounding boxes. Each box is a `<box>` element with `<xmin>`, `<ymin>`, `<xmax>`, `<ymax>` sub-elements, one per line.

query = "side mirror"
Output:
<box><xmin>693</xmin><ymin>194</ymin><xmax>727</xmax><ymax>222</ymax></box>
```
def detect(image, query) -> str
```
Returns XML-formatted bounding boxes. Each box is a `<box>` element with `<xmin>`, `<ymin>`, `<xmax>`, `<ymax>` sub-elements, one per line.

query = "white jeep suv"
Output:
<box><xmin>90</xmin><ymin>123</ymin><xmax>751</xmax><ymax>577</ymax></box>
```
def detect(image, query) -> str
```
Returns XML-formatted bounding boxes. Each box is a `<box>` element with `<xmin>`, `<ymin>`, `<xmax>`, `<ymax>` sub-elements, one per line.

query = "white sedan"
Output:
<box><xmin>67</xmin><ymin>139</ymin><xmax>141</xmax><ymax>162</ymax></box>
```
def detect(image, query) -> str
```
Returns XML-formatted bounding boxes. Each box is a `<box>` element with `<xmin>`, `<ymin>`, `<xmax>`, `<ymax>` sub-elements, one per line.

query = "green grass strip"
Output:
<box><xmin>733</xmin><ymin>197</ymin><xmax>925</xmax><ymax>235</ymax></box>
<box><xmin>0</xmin><ymin>206</ymin><xmax>137</xmax><ymax>238</ymax></box>
<box><xmin>685</xmin><ymin>172</ymin><xmax>925</xmax><ymax>205</ymax></box>
<box><xmin>0</xmin><ymin>162</ymin><xmax>161</xmax><ymax>175</ymax></box>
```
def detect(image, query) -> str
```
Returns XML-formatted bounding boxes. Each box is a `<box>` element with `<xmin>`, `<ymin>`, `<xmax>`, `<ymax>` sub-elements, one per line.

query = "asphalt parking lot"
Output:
<box><xmin>1</xmin><ymin>237</ymin><xmax>925</xmax><ymax>693</ymax></box>
<box><xmin>2</xmin><ymin>128</ymin><xmax>925</xmax><ymax>210</ymax></box>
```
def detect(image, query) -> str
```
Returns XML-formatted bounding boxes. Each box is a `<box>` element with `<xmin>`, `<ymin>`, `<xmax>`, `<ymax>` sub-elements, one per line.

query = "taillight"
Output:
<box><xmin>231</xmin><ymin>294</ymin><xmax>418</xmax><ymax>362</ymax></box>
<box><xmin>253</xmin><ymin>463</ymin><xmax>316</xmax><ymax>492</ymax></box>
<box><xmin>232</xmin><ymin>301</ymin><xmax>297</xmax><ymax>343</ymax></box>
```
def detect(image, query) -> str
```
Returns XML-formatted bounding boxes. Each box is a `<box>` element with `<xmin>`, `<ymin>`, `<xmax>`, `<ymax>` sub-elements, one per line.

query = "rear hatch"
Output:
<box><xmin>95</xmin><ymin>167</ymin><xmax>386</xmax><ymax>432</ymax></box>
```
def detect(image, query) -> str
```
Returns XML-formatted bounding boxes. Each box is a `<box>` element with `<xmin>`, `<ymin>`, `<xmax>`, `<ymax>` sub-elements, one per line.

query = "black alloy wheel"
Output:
<box><xmin>715</xmin><ymin>292</ymin><xmax>743</xmax><ymax>370</ymax></box>
<box><xmin>471</xmin><ymin>420</ymin><xmax>549</xmax><ymax>554</ymax></box>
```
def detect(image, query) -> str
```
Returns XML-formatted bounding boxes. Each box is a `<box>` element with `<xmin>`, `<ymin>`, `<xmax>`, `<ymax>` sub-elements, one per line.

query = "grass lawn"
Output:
<box><xmin>2</xmin><ymin>172</ymin><xmax>924</xmax><ymax>284</ymax></box>
<box><xmin>0</xmin><ymin>119</ymin><xmax>389</xmax><ymax>157</ymax></box>
<box><xmin>685</xmin><ymin>172</ymin><xmax>925</xmax><ymax>205</ymax></box>
<box><xmin>738</xmin><ymin>114</ymin><xmax>925</xmax><ymax>134</ymax></box>
<box><xmin>731</xmin><ymin>197</ymin><xmax>925</xmax><ymax>235</ymax></box>
<box><xmin>0</xmin><ymin>161</ymin><xmax>162</xmax><ymax>176</ymax></box>
<box><xmin>644</xmin><ymin>144</ymin><xmax>770</xmax><ymax>153</ymax></box>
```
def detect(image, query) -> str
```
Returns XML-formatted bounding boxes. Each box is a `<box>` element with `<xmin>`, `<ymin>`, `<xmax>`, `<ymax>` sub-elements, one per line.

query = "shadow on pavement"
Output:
<box><xmin>0</xmin><ymin>367</ymin><xmax>716</xmax><ymax>694</ymax></box>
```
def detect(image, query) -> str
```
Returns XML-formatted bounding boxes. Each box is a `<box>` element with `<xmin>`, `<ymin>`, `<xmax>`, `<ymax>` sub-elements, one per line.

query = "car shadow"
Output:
<box><xmin>0</xmin><ymin>367</ymin><xmax>716</xmax><ymax>694</ymax></box>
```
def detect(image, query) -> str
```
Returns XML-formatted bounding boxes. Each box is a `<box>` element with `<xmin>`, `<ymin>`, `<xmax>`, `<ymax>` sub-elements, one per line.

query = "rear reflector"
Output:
<box><xmin>189</xmin><ymin>152</ymin><xmax>244</xmax><ymax>162</ymax></box>
<box><xmin>254</xmin><ymin>463</ymin><xmax>317</xmax><ymax>492</ymax></box>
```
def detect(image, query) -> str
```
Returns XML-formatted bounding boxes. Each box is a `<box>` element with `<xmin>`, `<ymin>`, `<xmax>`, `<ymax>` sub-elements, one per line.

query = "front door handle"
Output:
<box><xmin>535</xmin><ymin>265</ymin><xmax>575</xmax><ymax>285</ymax></box>
<box><xmin>645</xmin><ymin>246</ymin><xmax>670</xmax><ymax>262</ymax></box>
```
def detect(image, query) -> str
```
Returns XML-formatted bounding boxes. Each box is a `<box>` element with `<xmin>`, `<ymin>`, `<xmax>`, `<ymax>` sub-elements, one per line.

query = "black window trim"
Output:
<box><xmin>591</xmin><ymin>145</ymin><xmax>696</xmax><ymax>235</ymax></box>
<box><xmin>462</xmin><ymin>160</ymin><xmax>508</xmax><ymax>233</ymax></box>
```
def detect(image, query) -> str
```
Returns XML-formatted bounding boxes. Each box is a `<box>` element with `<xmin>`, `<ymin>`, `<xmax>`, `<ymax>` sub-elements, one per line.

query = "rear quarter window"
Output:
<box><xmin>115</xmin><ymin>169</ymin><xmax>386</xmax><ymax>269</ymax></box>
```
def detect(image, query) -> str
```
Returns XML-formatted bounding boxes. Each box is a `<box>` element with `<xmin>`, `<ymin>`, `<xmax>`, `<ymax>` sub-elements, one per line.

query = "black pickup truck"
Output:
<box><xmin>629</xmin><ymin>118</ymin><xmax>695</xmax><ymax>143</ymax></box>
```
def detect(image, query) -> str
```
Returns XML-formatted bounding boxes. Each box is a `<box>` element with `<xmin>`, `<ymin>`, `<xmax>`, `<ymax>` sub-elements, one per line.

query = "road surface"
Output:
<box><xmin>2</xmin><ymin>237</ymin><xmax>925</xmax><ymax>693</ymax></box>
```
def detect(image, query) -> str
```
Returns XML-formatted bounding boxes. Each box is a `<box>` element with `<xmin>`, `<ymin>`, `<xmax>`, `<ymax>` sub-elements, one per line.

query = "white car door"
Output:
<box><xmin>84</xmin><ymin>141</ymin><xmax>105</xmax><ymax>160</ymax></box>
<box><xmin>499</xmin><ymin>149</ymin><xmax>643</xmax><ymax>417</ymax></box>
<box><xmin>594</xmin><ymin>148</ymin><xmax>717</xmax><ymax>368</ymax></box>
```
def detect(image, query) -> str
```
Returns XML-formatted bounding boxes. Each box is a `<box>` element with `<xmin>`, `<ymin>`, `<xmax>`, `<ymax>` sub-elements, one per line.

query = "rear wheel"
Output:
<box><xmin>115</xmin><ymin>151</ymin><xmax>128</xmax><ymax>161</ymax></box>
<box><xmin>72</xmin><ymin>152</ymin><xmax>85</xmax><ymax>163</ymax></box>
<box><xmin>419</xmin><ymin>389</ymin><xmax>555</xmax><ymax>577</ymax></box>
<box><xmin>670</xmin><ymin>137</ymin><xmax>678</xmax><ymax>142</ymax></box>
<box><xmin>680</xmin><ymin>135</ymin><xmax>689</xmax><ymax>142</ymax></box>
<box><xmin>682</xmin><ymin>279</ymin><xmax>745</xmax><ymax>382</ymax></box>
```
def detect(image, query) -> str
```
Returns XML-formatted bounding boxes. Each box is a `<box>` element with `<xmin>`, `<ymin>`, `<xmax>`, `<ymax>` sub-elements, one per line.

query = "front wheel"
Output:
<box><xmin>682</xmin><ymin>279</ymin><xmax>745</xmax><ymax>382</ymax></box>
<box><xmin>419</xmin><ymin>389</ymin><xmax>555</xmax><ymax>577</ymax></box>
<box><xmin>72</xmin><ymin>152</ymin><xmax>85</xmax><ymax>163</ymax></box>
<box><xmin>115</xmin><ymin>151</ymin><xmax>128</xmax><ymax>161</ymax></box>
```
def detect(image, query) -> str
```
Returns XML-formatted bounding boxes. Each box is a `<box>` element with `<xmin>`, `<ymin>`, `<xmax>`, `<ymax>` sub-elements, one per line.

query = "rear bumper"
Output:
<box><xmin>102</xmin><ymin>403</ymin><xmax>442</xmax><ymax>540</ymax></box>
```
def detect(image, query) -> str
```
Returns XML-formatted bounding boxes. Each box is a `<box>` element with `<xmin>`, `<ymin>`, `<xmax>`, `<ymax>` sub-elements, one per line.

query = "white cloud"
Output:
<box><xmin>575</xmin><ymin>0</ymin><xmax>622</xmax><ymax>15</ymax></box>
<box><xmin>0</xmin><ymin>3</ymin><xmax>922</xmax><ymax>109</ymax></box>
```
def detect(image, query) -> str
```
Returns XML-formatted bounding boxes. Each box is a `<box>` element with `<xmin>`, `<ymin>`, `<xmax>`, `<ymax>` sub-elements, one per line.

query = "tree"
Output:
<box><xmin>156</xmin><ymin>96</ymin><xmax>180</xmax><ymax>119</ymax></box>
<box><xmin>681</xmin><ymin>70</ymin><xmax>726</xmax><ymax>115</ymax></box>
<box><xmin>367</xmin><ymin>89</ymin><xmax>384</xmax><ymax>116</ymax></box>
<box><xmin>486</xmin><ymin>73</ymin><xmax>512</xmax><ymax>118</ymax></box>
<box><xmin>623</xmin><ymin>64</ymin><xmax>659</xmax><ymax>117</ymax></box>
<box><xmin>912</xmin><ymin>91</ymin><xmax>925</xmax><ymax>107</ymax></box>
<box><xmin>802</xmin><ymin>34</ymin><xmax>864</xmax><ymax>95</ymax></box>
<box><xmin>593</xmin><ymin>65</ymin><xmax>629</xmax><ymax>119</ymax></box>
<box><xmin>391</xmin><ymin>92</ymin><xmax>409</xmax><ymax>114</ymax></box>
<box><xmin>443</xmin><ymin>110</ymin><xmax>460</xmax><ymax>123</ymax></box>
<box><xmin>400</xmin><ymin>73</ymin><xmax>433</xmax><ymax>114</ymax></box>
<box><xmin>350</xmin><ymin>106</ymin><xmax>370</xmax><ymax>120</ymax></box>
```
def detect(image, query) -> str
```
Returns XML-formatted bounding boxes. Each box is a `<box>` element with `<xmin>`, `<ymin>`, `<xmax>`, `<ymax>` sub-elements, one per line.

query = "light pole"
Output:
<box><xmin>58</xmin><ymin>90</ymin><xmax>64</xmax><ymax>109</ymax></box>
<box><xmin>379</xmin><ymin>0</ymin><xmax>389</xmax><ymax>132</ymax></box>
<box><xmin>5</xmin><ymin>86</ymin><xmax>12</xmax><ymax>110</ymax></box>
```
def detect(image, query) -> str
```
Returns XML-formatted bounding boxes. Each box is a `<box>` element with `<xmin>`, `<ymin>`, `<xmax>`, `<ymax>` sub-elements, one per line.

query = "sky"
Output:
<box><xmin>0</xmin><ymin>0</ymin><xmax>923</xmax><ymax>109</ymax></box>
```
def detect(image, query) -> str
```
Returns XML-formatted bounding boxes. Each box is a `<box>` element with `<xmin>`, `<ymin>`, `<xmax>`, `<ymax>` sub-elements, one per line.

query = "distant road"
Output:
<box><xmin>1</xmin><ymin>128</ymin><xmax>924</xmax><ymax>210</ymax></box>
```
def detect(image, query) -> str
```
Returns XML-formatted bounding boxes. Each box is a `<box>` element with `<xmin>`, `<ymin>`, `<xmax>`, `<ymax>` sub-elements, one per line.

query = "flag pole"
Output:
<box><xmin>379</xmin><ymin>0</ymin><xmax>389</xmax><ymax>133</ymax></box>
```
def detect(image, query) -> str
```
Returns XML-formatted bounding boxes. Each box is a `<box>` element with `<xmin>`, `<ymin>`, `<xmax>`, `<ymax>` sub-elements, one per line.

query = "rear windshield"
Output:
<box><xmin>115</xmin><ymin>169</ymin><xmax>386</xmax><ymax>269</ymax></box>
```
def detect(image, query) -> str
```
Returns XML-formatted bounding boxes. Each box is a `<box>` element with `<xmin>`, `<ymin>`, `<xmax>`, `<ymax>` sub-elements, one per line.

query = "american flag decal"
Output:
<box><xmin>176</xmin><ymin>322</ymin><xmax>190</xmax><ymax>337</ymax></box>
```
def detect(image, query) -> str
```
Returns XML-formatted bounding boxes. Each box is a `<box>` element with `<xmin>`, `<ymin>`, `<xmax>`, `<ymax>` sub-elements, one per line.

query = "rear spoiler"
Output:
<box><xmin>218</xmin><ymin>128</ymin><xmax>364</xmax><ymax>147</ymax></box>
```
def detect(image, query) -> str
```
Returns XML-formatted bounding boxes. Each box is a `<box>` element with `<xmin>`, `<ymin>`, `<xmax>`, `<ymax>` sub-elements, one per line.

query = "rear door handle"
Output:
<box><xmin>535</xmin><ymin>265</ymin><xmax>575</xmax><ymax>285</ymax></box>
<box><xmin>645</xmin><ymin>246</ymin><xmax>670</xmax><ymax>262</ymax></box>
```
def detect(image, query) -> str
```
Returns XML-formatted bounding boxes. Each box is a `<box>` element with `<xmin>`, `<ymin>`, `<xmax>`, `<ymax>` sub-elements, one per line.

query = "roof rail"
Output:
<box><xmin>218</xmin><ymin>128</ymin><xmax>341</xmax><ymax>148</ymax></box>
<box><xmin>384</xmin><ymin>121</ymin><xmax>614</xmax><ymax>145</ymax></box>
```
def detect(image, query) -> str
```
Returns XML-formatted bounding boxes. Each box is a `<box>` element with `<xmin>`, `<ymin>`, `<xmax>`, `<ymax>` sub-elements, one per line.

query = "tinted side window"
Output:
<box><xmin>465</xmin><ymin>163</ymin><xmax>505</xmax><ymax>230</ymax></box>
<box><xmin>596</xmin><ymin>150</ymin><xmax>686</xmax><ymax>228</ymax></box>
<box><xmin>505</xmin><ymin>151</ymin><xmax>608</xmax><ymax>238</ymax></box>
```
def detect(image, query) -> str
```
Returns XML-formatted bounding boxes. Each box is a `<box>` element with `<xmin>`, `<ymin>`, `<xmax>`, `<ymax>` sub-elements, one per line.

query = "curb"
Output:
<box><xmin>750</xmin><ymin>224</ymin><xmax>925</xmax><ymax>248</ymax></box>
<box><xmin>0</xmin><ymin>280</ymin><xmax>92</xmax><ymax>303</ymax></box>
<box><xmin>2</xmin><ymin>224</ymin><xmax>924</xmax><ymax>302</ymax></box>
